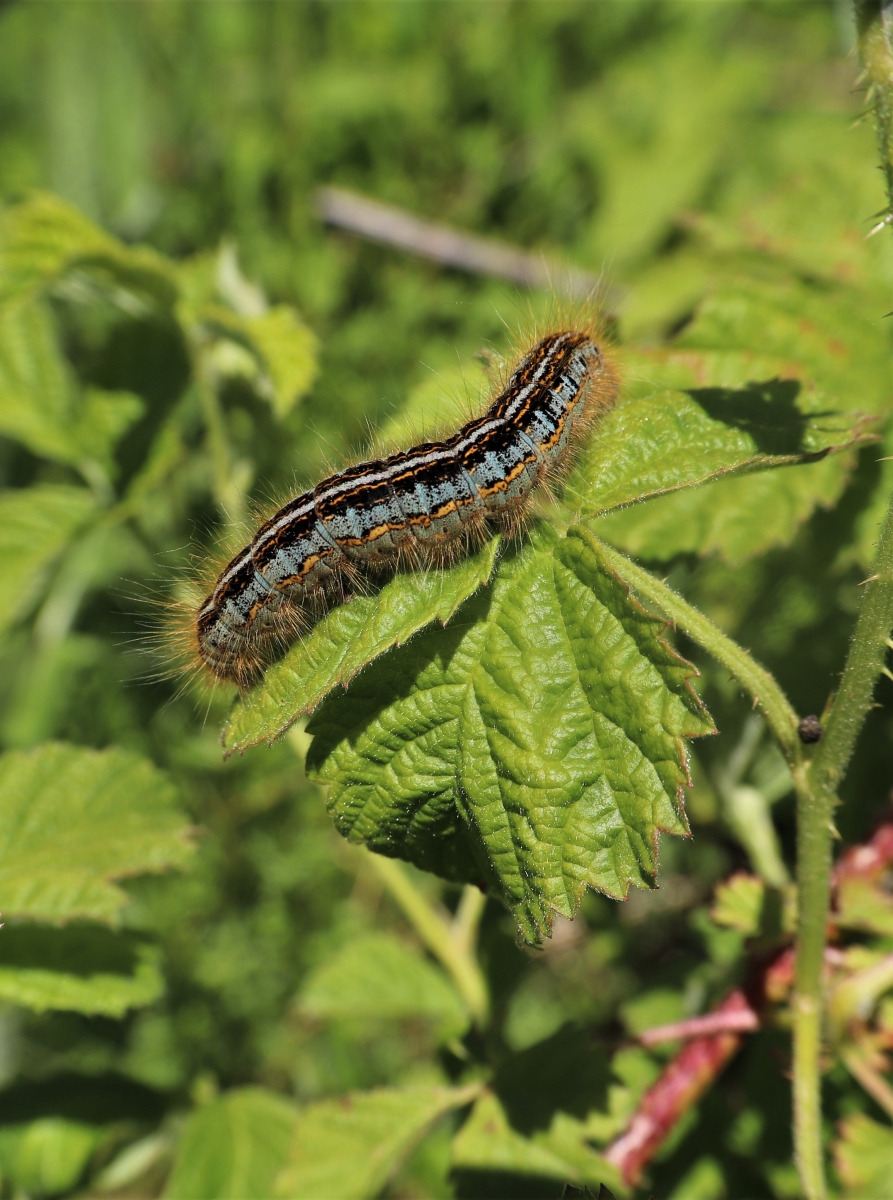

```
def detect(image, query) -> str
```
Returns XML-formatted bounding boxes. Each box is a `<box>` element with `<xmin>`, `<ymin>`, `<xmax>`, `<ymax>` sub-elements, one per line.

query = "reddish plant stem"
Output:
<box><xmin>605</xmin><ymin>819</ymin><xmax>893</xmax><ymax>1189</ymax></box>
<box><xmin>605</xmin><ymin>990</ymin><xmax>752</xmax><ymax>1188</ymax></box>
<box><xmin>637</xmin><ymin>1004</ymin><xmax>759</xmax><ymax>1047</ymax></box>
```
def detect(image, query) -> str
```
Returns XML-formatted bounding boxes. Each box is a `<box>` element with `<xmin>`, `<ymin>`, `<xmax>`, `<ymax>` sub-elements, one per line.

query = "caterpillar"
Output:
<box><xmin>194</xmin><ymin>327</ymin><xmax>618</xmax><ymax>689</ymax></box>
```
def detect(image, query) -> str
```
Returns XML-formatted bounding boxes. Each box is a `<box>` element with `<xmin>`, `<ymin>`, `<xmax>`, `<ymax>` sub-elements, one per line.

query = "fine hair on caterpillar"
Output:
<box><xmin>189</xmin><ymin>321</ymin><xmax>620</xmax><ymax>691</ymax></box>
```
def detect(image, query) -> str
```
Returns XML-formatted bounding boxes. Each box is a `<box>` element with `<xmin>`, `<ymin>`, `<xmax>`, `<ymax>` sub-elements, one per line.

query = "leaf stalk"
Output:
<box><xmin>362</xmin><ymin>851</ymin><xmax>490</xmax><ymax>1028</ymax></box>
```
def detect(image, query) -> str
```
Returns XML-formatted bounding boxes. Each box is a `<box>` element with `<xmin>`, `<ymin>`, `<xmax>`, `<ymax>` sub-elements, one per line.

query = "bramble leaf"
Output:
<box><xmin>0</xmin><ymin>486</ymin><xmax>98</xmax><ymax>635</ymax></box>
<box><xmin>452</xmin><ymin>1091</ymin><xmax>623</xmax><ymax>1196</ymax></box>
<box><xmin>306</xmin><ymin>526</ymin><xmax>712</xmax><ymax>942</ymax></box>
<box><xmin>574</xmin><ymin>344</ymin><xmax>874</xmax><ymax>563</ymax></box>
<box><xmin>298</xmin><ymin>931</ymin><xmax>468</xmax><ymax>1038</ymax></box>
<box><xmin>0</xmin><ymin>1119</ymin><xmax>101</xmax><ymax>1198</ymax></box>
<box><xmin>164</xmin><ymin>1088</ymin><xmax>297</xmax><ymax>1200</ymax></box>
<box><xmin>274</xmin><ymin>1085</ymin><xmax>479</xmax><ymax>1200</ymax></box>
<box><xmin>834</xmin><ymin>1113</ymin><xmax>893</xmax><ymax>1200</ymax></box>
<box><xmin>223</xmin><ymin>537</ymin><xmax>501</xmax><ymax>754</ymax></box>
<box><xmin>241</xmin><ymin>306</ymin><xmax>319</xmax><ymax>418</ymax></box>
<box><xmin>0</xmin><ymin>191</ymin><xmax>177</xmax><ymax>311</ymax></box>
<box><xmin>0</xmin><ymin>302</ymin><xmax>145</xmax><ymax>474</ymax></box>
<box><xmin>0</xmin><ymin>743</ymin><xmax>194</xmax><ymax>924</ymax></box>
<box><xmin>0</xmin><ymin>940</ymin><xmax>164</xmax><ymax>1017</ymax></box>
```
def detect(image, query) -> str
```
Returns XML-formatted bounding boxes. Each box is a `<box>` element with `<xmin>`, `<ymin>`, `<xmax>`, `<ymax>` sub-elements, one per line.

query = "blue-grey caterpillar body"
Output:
<box><xmin>196</xmin><ymin>329</ymin><xmax>618</xmax><ymax>688</ymax></box>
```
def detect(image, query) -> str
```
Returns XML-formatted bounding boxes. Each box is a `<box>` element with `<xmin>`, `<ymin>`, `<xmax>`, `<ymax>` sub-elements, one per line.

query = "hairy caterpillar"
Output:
<box><xmin>194</xmin><ymin>327</ymin><xmax>618</xmax><ymax>689</ymax></box>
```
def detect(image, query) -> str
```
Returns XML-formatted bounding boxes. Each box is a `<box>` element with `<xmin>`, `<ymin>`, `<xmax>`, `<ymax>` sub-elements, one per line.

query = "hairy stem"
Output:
<box><xmin>363</xmin><ymin>851</ymin><xmax>490</xmax><ymax>1027</ymax></box>
<box><xmin>793</xmin><ymin>494</ymin><xmax>893</xmax><ymax>1197</ymax></box>
<box><xmin>855</xmin><ymin>0</ymin><xmax>893</xmax><ymax>230</ymax></box>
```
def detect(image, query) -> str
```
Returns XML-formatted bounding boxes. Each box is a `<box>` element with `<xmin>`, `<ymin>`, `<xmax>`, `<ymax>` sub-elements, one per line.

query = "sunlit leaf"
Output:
<box><xmin>451</xmin><ymin>1091</ymin><xmax>623</xmax><ymax>1196</ymax></box>
<box><xmin>0</xmin><ymin>1119</ymin><xmax>100</xmax><ymax>1198</ymax></box>
<box><xmin>242</xmin><ymin>306</ymin><xmax>319</xmax><ymax>418</ymax></box>
<box><xmin>0</xmin><ymin>191</ymin><xmax>177</xmax><ymax>310</ymax></box>
<box><xmin>0</xmin><ymin>935</ymin><xmax>163</xmax><ymax>1017</ymax></box>
<box><xmin>164</xmin><ymin>1088</ymin><xmax>297</xmax><ymax>1200</ymax></box>
<box><xmin>307</xmin><ymin>526</ymin><xmax>712</xmax><ymax>942</ymax></box>
<box><xmin>0</xmin><ymin>743</ymin><xmax>194</xmax><ymax>924</ymax></box>
<box><xmin>274</xmin><ymin>1085</ymin><xmax>479</xmax><ymax>1200</ymax></box>
<box><xmin>575</xmin><ymin>346</ymin><xmax>874</xmax><ymax>563</ymax></box>
<box><xmin>299</xmin><ymin>931</ymin><xmax>468</xmax><ymax>1037</ymax></box>
<box><xmin>834</xmin><ymin>1113</ymin><xmax>893</xmax><ymax>1200</ymax></box>
<box><xmin>223</xmin><ymin>537</ymin><xmax>501</xmax><ymax>754</ymax></box>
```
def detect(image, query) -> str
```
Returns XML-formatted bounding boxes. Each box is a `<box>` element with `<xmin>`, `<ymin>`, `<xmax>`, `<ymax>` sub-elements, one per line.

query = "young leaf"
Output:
<box><xmin>307</xmin><ymin>526</ymin><xmax>712</xmax><ymax>942</ymax></box>
<box><xmin>0</xmin><ymin>486</ymin><xmax>98</xmax><ymax>635</ymax></box>
<box><xmin>223</xmin><ymin>537</ymin><xmax>501</xmax><ymax>754</ymax></box>
<box><xmin>0</xmin><ymin>743</ymin><xmax>194</xmax><ymax>924</ymax></box>
<box><xmin>164</xmin><ymin>1088</ymin><xmax>297</xmax><ymax>1200</ymax></box>
<box><xmin>710</xmin><ymin>874</ymin><xmax>766</xmax><ymax>936</ymax></box>
<box><xmin>274</xmin><ymin>1084</ymin><xmax>479</xmax><ymax>1200</ymax></box>
<box><xmin>298</xmin><ymin>931</ymin><xmax>468</xmax><ymax>1037</ymax></box>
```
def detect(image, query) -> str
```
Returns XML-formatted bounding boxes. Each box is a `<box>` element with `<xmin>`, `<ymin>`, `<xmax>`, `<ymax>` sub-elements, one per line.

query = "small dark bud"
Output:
<box><xmin>798</xmin><ymin>715</ymin><xmax>823</xmax><ymax>744</ymax></box>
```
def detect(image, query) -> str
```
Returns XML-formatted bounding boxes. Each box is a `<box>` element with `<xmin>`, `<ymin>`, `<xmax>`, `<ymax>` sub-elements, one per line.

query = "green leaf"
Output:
<box><xmin>299</xmin><ymin>931</ymin><xmax>468</xmax><ymax>1037</ymax></box>
<box><xmin>710</xmin><ymin>873</ymin><xmax>765</xmax><ymax>936</ymax></box>
<box><xmin>834</xmin><ymin>1113</ymin><xmax>893</xmax><ymax>1200</ymax></box>
<box><xmin>0</xmin><ymin>302</ymin><xmax>144</xmax><ymax>473</ymax></box>
<box><xmin>835</xmin><ymin>877</ymin><xmax>893</xmax><ymax>938</ymax></box>
<box><xmin>164</xmin><ymin>1088</ymin><xmax>297</xmax><ymax>1200</ymax></box>
<box><xmin>451</xmin><ymin>1092</ymin><xmax>623</xmax><ymax>1197</ymax></box>
<box><xmin>0</xmin><ymin>742</ymin><xmax>194</xmax><ymax>924</ymax></box>
<box><xmin>223</xmin><ymin>536</ymin><xmax>501</xmax><ymax>754</ymax></box>
<box><xmin>0</xmin><ymin>1119</ymin><xmax>100</xmax><ymax>1197</ymax></box>
<box><xmin>572</xmin><ymin>347</ymin><xmax>873</xmax><ymax>564</ymax></box>
<box><xmin>592</xmin><ymin>458</ymin><xmax>853</xmax><ymax>565</ymax></box>
<box><xmin>241</xmin><ymin>306</ymin><xmax>319</xmax><ymax>419</ymax></box>
<box><xmin>0</xmin><ymin>191</ymin><xmax>177</xmax><ymax>310</ymax></box>
<box><xmin>675</xmin><ymin>276</ymin><xmax>892</xmax><ymax>416</ymax></box>
<box><xmin>274</xmin><ymin>1084</ymin><xmax>479</xmax><ymax>1200</ymax></box>
<box><xmin>307</xmin><ymin>525</ymin><xmax>712</xmax><ymax>942</ymax></box>
<box><xmin>0</xmin><ymin>485</ymin><xmax>98</xmax><ymax>635</ymax></box>
<box><xmin>0</xmin><ymin>934</ymin><xmax>163</xmax><ymax>1016</ymax></box>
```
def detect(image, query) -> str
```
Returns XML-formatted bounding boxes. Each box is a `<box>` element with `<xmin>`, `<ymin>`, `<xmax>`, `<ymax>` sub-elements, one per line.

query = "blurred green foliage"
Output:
<box><xmin>1</xmin><ymin>1</ymin><xmax>893</xmax><ymax>1197</ymax></box>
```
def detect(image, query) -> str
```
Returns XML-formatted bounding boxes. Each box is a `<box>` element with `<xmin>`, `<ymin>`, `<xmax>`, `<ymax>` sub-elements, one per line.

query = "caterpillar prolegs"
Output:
<box><xmin>195</xmin><ymin>328</ymin><xmax>619</xmax><ymax>688</ymax></box>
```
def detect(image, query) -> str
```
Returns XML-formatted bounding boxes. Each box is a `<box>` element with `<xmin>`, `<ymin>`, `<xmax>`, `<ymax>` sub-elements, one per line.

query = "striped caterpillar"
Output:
<box><xmin>195</xmin><ymin>328</ymin><xmax>618</xmax><ymax>689</ymax></box>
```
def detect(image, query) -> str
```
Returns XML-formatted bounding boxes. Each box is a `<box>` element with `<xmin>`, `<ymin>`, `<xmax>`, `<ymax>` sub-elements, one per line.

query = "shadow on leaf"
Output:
<box><xmin>686</xmin><ymin>379</ymin><xmax>820</xmax><ymax>457</ymax></box>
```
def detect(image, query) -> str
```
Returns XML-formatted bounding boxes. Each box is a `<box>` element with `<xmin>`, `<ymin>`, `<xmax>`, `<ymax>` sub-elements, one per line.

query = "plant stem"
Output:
<box><xmin>792</xmin><ymin>494</ymin><xmax>893</xmax><ymax>1198</ymax></box>
<box><xmin>363</xmin><ymin>851</ymin><xmax>490</xmax><ymax>1027</ymax></box>
<box><xmin>855</xmin><ymin>0</ymin><xmax>893</xmax><ymax>232</ymax></box>
<box><xmin>590</xmin><ymin>533</ymin><xmax>801</xmax><ymax>762</ymax></box>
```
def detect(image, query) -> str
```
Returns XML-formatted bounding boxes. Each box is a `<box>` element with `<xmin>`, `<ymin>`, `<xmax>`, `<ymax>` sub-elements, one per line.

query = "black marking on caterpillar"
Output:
<box><xmin>195</xmin><ymin>329</ymin><xmax>618</xmax><ymax>688</ymax></box>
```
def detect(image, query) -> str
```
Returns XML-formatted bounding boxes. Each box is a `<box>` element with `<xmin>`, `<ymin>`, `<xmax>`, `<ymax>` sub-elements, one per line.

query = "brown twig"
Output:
<box><xmin>315</xmin><ymin>185</ymin><xmax>607</xmax><ymax>302</ymax></box>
